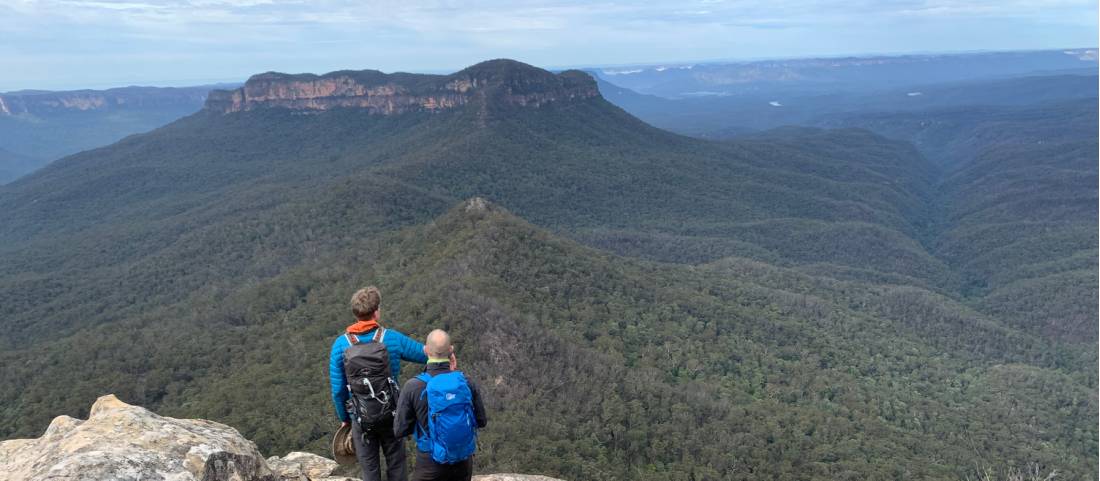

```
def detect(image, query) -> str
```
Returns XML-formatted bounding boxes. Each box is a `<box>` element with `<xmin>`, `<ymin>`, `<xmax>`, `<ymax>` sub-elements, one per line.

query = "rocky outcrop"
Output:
<box><xmin>0</xmin><ymin>86</ymin><xmax>211</xmax><ymax>116</ymax></box>
<box><xmin>0</xmin><ymin>394</ymin><xmax>275</xmax><ymax>480</ymax></box>
<box><xmin>266</xmin><ymin>452</ymin><xmax>355</xmax><ymax>481</ymax></box>
<box><xmin>204</xmin><ymin>59</ymin><xmax>599</xmax><ymax>114</ymax></box>
<box><xmin>0</xmin><ymin>394</ymin><xmax>564</xmax><ymax>481</ymax></box>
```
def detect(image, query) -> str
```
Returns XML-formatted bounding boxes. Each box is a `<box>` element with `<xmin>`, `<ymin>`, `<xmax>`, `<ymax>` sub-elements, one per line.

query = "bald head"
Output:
<box><xmin>425</xmin><ymin>329</ymin><xmax>452</xmax><ymax>359</ymax></box>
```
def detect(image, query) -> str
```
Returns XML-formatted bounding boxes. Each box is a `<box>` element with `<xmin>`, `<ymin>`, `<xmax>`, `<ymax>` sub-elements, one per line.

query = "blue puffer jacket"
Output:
<box><xmin>329</xmin><ymin>326</ymin><xmax>427</xmax><ymax>422</ymax></box>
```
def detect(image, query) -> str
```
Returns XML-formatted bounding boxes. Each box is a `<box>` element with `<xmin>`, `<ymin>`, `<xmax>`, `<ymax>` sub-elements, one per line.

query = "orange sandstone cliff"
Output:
<box><xmin>204</xmin><ymin>59</ymin><xmax>599</xmax><ymax>114</ymax></box>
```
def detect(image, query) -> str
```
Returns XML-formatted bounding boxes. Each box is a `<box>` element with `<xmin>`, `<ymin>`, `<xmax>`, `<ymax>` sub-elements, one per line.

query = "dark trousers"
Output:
<box><xmin>351</xmin><ymin>420</ymin><xmax>407</xmax><ymax>481</ymax></box>
<box><xmin>411</xmin><ymin>452</ymin><xmax>472</xmax><ymax>481</ymax></box>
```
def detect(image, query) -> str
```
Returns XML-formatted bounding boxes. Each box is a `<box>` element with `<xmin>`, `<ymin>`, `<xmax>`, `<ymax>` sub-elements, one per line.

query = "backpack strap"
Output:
<box><xmin>416</xmin><ymin>372</ymin><xmax>433</xmax><ymax>400</ymax></box>
<box><xmin>414</xmin><ymin>372</ymin><xmax>434</xmax><ymax>441</ymax></box>
<box><xmin>346</xmin><ymin>328</ymin><xmax>382</xmax><ymax>346</ymax></box>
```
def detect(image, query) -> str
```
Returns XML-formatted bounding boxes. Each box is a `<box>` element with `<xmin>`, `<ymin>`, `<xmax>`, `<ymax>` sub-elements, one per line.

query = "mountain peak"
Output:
<box><xmin>464</xmin><ymin>196</ymin><xmax>492</xmax><ymax>213</ymax></box>
<box><xmin>455</xmin><ymin>58</ymin><xmax>556</xmax><ymax>82</ymax></box>
<box><xmin>204</xmin><ymin>59</ymin><xmax>599</xmax><ymax>114</ymax></box>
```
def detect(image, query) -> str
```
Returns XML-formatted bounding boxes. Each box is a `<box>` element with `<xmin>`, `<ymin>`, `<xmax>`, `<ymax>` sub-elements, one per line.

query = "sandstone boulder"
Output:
<box><xmin>266</xmin><ymin>451</ymin><xmax>357</xmax><ymax>481</ymax></box>
<box><xmin>0</xmin><ymin>394</ymin><xmax>274</xmax><ymax>481</ymax></box>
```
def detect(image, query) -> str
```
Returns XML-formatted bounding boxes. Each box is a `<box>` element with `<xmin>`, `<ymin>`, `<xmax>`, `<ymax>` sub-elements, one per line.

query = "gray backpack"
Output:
<box><xmin>343</xmin><ymin>328</ymin><xmax>399</xmax><ymax>432</ymax></box>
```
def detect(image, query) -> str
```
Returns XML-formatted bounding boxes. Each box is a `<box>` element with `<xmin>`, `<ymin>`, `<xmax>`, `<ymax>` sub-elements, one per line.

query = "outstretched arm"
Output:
<box><xmin>397</xmin><ymin>330</ymin><xmax>428</xmax><ymax>364</ymax></box>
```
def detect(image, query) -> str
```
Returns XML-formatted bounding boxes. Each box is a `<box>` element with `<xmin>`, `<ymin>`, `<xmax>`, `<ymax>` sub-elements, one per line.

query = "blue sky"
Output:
<box><xmin>1</xmin><ymin>0</ymin><xmax>1096</xmax><ymax>91</ymax></box>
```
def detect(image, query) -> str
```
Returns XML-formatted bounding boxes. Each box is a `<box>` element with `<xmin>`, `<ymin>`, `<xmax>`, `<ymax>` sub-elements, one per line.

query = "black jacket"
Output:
<box><xmin>393</xmin><ymin>361</ymin><xmax>488</xmax><ymax>444</ymax></box>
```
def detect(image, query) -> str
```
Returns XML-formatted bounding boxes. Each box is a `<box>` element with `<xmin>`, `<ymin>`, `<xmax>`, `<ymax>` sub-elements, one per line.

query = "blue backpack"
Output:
<box><xmin>415</xmin><ymin>371</ymin><xmax>478</xmax><ymax>464</ymax></box>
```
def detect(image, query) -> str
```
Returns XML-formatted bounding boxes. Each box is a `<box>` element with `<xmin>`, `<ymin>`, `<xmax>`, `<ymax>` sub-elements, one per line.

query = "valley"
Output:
<box><xmin>0</xmin><ymin>59</ymin><xmax>1095</xmax><ymax>480</ymax></box>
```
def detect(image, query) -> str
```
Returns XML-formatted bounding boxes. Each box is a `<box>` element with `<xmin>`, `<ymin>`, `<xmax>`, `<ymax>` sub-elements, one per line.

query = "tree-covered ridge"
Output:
<box><xmin>0</xmin><ymin>90</ymin><xmax>956</xmax><ymax>347</ymax></box>
<box><xmin>3</xmin><ymin>200</ymin><xmax>1093</xmax><ymax>480</ymax></box>
<box><xmin>821</xmin><ymin>100</ymin><xmax>1099</xmax><ymax>342</ymax></box>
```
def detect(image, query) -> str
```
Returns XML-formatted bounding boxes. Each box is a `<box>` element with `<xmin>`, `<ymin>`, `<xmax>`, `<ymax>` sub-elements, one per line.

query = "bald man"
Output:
<box><xmin>394</xmin><ymin>329</ymin><xmax>488</xmax><ymax>481</ymax></box>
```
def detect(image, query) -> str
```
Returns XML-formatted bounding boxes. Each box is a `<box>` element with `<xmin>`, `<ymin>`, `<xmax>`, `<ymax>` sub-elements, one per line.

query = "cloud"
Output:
<box><xmin>0</xmin><ymin>0</ymin><xmax>1096</xmax><ymax>90</ymax></box>
<box><xmin>16</xmin><ymin>1</ymin><xmax>1094</xmax><ymax>28</ymax></box>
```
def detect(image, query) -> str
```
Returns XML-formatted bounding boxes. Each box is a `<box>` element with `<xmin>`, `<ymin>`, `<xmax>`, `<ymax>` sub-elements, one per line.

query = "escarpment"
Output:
<box><xmin>0</xmin><ymin>87</ymin><xmax>210</xmax><ymax>115</ymax></box>
<box><xmin>204</xmin><ymin>59</ymin><xmax>600</xmax><ymax>114</ymax></box>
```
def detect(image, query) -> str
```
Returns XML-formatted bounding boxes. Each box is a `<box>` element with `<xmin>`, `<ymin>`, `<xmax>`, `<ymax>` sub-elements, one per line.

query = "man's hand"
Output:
<box><xmin>341</xmin><ymin>421</ymin><xmax>349</xmax><ymax>428</ymax></box>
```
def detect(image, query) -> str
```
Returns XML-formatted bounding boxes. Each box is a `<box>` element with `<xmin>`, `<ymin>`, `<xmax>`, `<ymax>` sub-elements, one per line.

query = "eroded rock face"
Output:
<box><xmin>204</xmin><ymin>59</ymin><xmax>599</xmax><ymax>114</ymax></box>
<box><xmin>0</xmin><ymin>394</ymin><xmax>275</xmax><ymax>481</ymax></box>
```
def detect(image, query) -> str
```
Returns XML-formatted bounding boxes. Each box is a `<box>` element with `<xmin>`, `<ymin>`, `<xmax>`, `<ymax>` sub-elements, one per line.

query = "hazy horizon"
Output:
<box><xmin>2</xmin><ymin>0</ymin><xmax>1097</xmax><ymax>91</ymax></box>
<box><xmin>1</xmin><ymin>45</ymin><xmax>1095</xmax><ymax>93</ymax></box>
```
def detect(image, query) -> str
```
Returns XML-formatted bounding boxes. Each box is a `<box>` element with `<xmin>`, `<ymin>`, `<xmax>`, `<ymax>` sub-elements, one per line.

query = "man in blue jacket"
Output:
<box><xmin>330</xmin><ymin>286</ymin><xmax>427</xmax><ymax>481</ymax></box>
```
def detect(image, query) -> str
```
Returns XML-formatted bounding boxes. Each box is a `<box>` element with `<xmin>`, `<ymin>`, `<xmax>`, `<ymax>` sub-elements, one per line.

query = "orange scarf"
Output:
<box><xmin>346</xmin><ymin>319</ymin><xmax>380</xmax><ymax>334</ymax></box>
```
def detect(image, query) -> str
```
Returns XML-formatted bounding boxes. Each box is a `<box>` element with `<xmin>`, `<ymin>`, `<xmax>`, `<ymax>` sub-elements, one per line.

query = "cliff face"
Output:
<box><xmin>204</xmin><ymin>59</ymin><xmax>600</xmax><ymax>114</ymax></box>
<box><xmin>0</xmin><ymin>394</ymin><xmax>564</xmax><ymax>481</ymax></box>
<box><xmin>0</xmin><ymin>86</ymin><xmax>211</xmax><ymax>116</ymax></box>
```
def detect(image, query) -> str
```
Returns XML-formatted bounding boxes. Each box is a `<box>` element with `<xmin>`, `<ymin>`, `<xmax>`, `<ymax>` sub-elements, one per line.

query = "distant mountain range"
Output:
<box><xmin>0</xmin><ymin>84</ymin><xmax>230</xmax><ymax>183</ymax></box>
<box><xmin>595</xmin><ymin>62</ymin><xmax>1099</xmax><ymax>345</ymax></box>
<box><xmin>2</xmin><ymin>48</ymin><xmax>1092</xmax><ymax>185</ymax></box>
<box><xmin>592</xmin><ymin>48</ymin><xmax>1097</xmax><ymax>98</ymax></box>
<box><xmin>596</xmin><ymin>70</ymin><xmax>1098</xmax><ymax>136</ymax></box>
<box><xmin>0</xmin><ymin>58</ymin><xmax>1095</xmax><ymax>480</ymax></box>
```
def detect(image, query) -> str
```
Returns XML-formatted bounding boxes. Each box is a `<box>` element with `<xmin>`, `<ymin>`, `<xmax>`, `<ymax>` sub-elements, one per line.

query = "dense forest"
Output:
<box><xmin>0</xmin><ymin>60</ymin><xmax>1095</xmax><ymax>480</ymax></box>
<box><xmin>819</xmin><ymin>99</ymin><xmax>1099</xmax><ymax>343</ymax></box>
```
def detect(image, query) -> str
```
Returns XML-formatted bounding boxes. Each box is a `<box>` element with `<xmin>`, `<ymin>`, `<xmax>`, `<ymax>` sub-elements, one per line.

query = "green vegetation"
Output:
<box><xmin>0</xmin><ymin>63</ymin><xmax>1094</xmax><ymax>480</ymax></box>
<box><xmin>823</xmin><ymin>100</ymin><xmax>1099</xmax><ymax>342</ymax></box>
<box><xmin>2</xmin><ymin>202</ymin><xmax>1093</xmax><ymax>480</ymax></box>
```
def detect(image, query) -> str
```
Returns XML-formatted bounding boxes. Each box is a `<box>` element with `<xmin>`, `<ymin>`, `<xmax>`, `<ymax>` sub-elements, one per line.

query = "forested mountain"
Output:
<box><xmin>0</xmin><ymin>61</ymin><xmax>952</xmax><ymax>299</ymax></box>
<box><xmin>0</xmin><ymin>85</ymin><xmax>221</xmax><ymax>183</ymax></box>
<box><xmin>820</xmin><ymin>101</ymin><xmax>1099</xmax><ymax>343</ymax></box>
<box><xmin>597</xmin><ymin>67</ymin><xmax>1099</xmax><ymax>345</ymax></box>
<box><xmin>0</xmin><ymin>60</ymin><xmax>1095</xmax><ymax>480</ymax></box>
